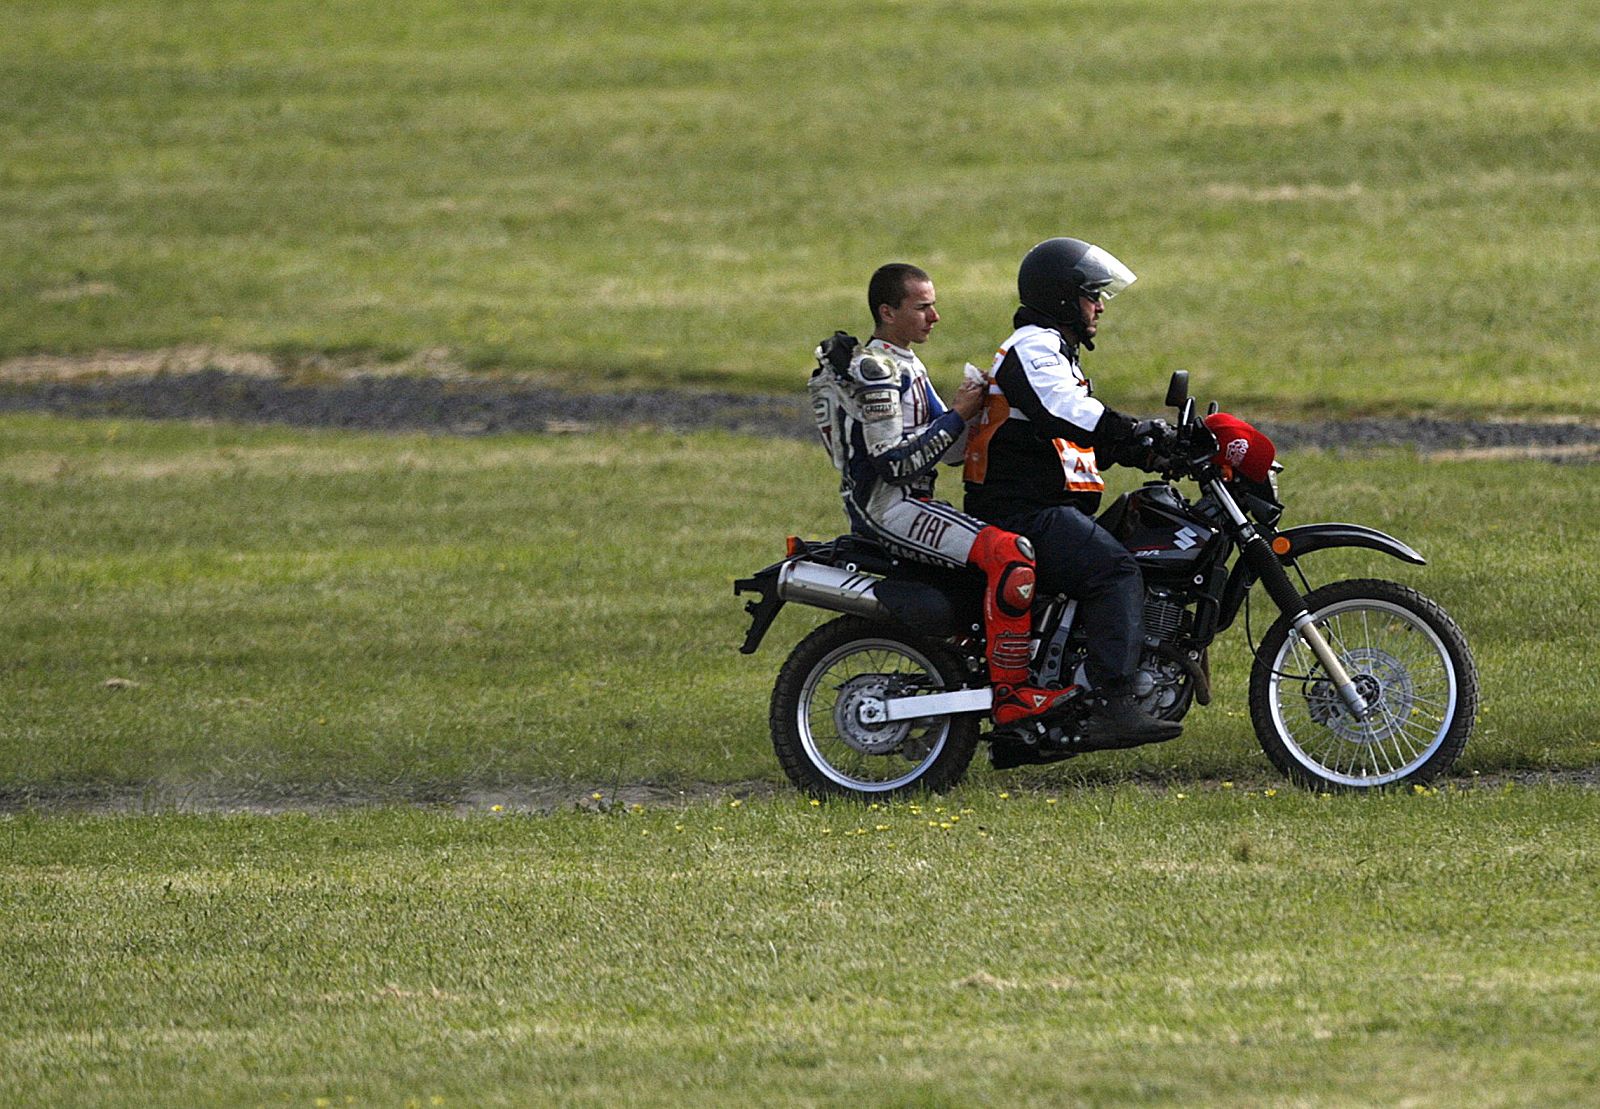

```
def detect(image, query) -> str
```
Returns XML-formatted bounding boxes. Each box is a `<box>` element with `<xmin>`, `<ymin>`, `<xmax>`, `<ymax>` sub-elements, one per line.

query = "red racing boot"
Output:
<box><xmin>968</xmin><ymin>527</ymin><xmax>1077</xmax><ymax>726</ymax></box>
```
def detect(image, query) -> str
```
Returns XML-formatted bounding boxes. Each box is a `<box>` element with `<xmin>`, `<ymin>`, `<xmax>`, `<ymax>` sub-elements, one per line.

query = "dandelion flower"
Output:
<box><xmin>998</xmin><ymin>792</ymin><xmax>1011</xmax><ymax>800</ymax></box>
<box><xmin>591</xmin><ymin>792</ymin><xmax>603</xmax><ymax>801</ymax></box>
<box><xmin>490</xmin><ymin>804</ymin><xmax>504</xmax><ymax>813</ymax></box>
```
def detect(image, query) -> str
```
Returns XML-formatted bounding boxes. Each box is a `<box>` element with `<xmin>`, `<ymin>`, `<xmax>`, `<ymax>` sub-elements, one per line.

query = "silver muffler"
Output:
<box><xmin>776</xmin><ymin>560</ymin><xmax>889</xmax><ymax>619</ymax></box>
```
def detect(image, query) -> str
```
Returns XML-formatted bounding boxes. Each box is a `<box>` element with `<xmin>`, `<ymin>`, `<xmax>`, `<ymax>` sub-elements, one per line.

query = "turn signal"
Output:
<box><xmin>786</xmin><ymin>536</ymin><xmax>804</xmax><ymax>557</ymax></box>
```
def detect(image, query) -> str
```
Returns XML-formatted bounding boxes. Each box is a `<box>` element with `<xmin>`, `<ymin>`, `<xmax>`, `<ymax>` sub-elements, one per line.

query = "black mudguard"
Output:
<box><xmin>734</xmin><ymin>562</ymin><xmax>787</xmax><ymax>654</ymax></box>
<box><xmin>1218</xmin><ymin>522</ymin><xmax>1425</xmax><ymax>631</ymax></box>
<box><xmin>1274</xmin><ymin>523</ymin><xmax>1425</xmax><ymax>566</ymax></box>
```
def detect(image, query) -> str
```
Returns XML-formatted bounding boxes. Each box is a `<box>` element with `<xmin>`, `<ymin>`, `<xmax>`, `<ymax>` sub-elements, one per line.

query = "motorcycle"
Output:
<box><xmin>734</xmin><ymin>371</ymin><xmax>1480</xmax><ymax>799</ymax></box>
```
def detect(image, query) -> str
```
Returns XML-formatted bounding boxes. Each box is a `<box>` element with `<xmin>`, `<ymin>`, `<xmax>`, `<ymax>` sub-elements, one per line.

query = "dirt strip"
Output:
<box><xmin>2</xmin><ymin>360</ymin><xmax>1599</xmax><ymax>459</ymax></box>
<box><xmin>4</xmin><ymin>769</ymin><xmax>1598</xmax><ymax>817</ymax></box>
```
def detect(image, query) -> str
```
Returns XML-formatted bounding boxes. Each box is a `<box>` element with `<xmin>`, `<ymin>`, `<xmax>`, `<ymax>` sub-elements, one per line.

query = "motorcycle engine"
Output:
<box><xmin>1131</xmin><ymin>592</ymin><xmax>1194</xmax><ymax>721</ymax></box>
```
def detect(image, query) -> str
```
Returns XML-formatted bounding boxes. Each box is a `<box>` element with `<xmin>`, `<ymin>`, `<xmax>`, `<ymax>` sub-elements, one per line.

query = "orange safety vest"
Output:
<box><xmin>963</xmin><ymin>373</ymin><xmax>1105</xmax><ymax>495</ymax></box>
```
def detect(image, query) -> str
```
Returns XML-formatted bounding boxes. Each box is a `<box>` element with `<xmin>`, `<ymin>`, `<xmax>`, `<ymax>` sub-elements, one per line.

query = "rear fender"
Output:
<box><xmin>733</xmin><ymin>562</ymin><xmax>787</xmax><ymax>654</ymax></box>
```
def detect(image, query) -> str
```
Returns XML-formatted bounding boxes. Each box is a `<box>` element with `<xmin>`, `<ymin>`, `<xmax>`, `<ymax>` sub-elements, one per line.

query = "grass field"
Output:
<box><xmin>2</xmin><ymin>413</ymin><xmax>1595</xmax><ymax>799</ymax></box>
<box><xmin>5</xmin><ymin>0</ymin><xmax>1600</xmax><ymax>413</ymax></box>
<box><xmin>6</xmin><ymin>788</ymin><xmax>1600</xmax><ymax>1106</ymax></box>
<box><xmin>6</xmin><ymin>1</ymin><xmax>1600</xmax><ymax>1102</ymax></box>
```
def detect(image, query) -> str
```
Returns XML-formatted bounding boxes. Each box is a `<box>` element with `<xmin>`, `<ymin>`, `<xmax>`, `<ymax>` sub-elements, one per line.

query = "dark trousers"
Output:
<box><xmin>989</xmin><ymin>505</ymin><xmax>1145</xmax><ymax>689</ymax></box>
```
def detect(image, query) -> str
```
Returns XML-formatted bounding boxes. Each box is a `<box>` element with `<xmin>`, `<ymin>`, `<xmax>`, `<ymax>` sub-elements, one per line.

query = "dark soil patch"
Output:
<box><xmin>3</xmin><ymin>366</ymin><xmax>1598</xmax><ymax>459</ymax></box>
<box><xmin>4</xmin><ymin>769</ymin><xmax>1597</xmax><ymax>817</ymax></box>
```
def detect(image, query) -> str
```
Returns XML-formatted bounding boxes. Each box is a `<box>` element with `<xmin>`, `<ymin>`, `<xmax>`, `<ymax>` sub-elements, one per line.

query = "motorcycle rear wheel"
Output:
<box><xmin>770</xmin><ymin>616</ymin><xmax>979</xmax><ymax>799</ymax></box>
<box><xmin>1249</xmin><ymin>578</ymin><xmax>1478</xmax><ymax>790</ymax></box>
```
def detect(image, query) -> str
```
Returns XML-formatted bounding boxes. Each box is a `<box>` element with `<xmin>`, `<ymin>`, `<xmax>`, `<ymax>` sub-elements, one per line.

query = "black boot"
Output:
<box><xmin>1077</xmin><ymin>690</ymin><xmax>1183</xmax><ymax>749</ymax></box>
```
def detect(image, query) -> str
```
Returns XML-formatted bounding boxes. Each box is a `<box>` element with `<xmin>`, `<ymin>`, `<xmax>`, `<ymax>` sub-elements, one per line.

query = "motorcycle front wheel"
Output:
<box><xmin>769</xmin><ymin>615</ymin><xmax>979</xmax><ymax>799</ymax></box>
<box><xmin>1249</xmin><ymin>578</ymin><xmax>1478</xmax><ymax>790</ymax></box>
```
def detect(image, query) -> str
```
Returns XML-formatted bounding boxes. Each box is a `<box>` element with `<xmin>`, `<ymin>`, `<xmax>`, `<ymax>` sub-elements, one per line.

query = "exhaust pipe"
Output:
<box><xmin>776</xmin><ymin>560</ymin><xmax>889</xmax><ymax>619</ymax></box>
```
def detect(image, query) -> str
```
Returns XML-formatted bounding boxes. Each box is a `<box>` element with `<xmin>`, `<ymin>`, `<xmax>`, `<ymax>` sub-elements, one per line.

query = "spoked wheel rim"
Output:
<box><xmin>795</xmin><ymin>637</ymin><xmax>952</xmax><ymax>793</ymax></box>
<box><xmin>1266</xmin><ymin>597</ymin><xmax>1459</xmax><ymax>787</ymax></box>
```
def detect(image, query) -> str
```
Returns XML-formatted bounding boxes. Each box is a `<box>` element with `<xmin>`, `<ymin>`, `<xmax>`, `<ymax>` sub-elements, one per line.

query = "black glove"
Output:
<box><xmin>816</xmin><ymin>331</ymin><xmax>859</xmax><ymax>376</ymax></box>
<box><xmin>1100</xmin><ymin>417</ymin><xmax>1176</xmax><ymax>472</ymax></box>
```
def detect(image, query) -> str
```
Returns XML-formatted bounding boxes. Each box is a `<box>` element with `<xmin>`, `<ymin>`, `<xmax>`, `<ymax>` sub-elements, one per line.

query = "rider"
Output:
<box><xmin>810</xmin><ymin>263</ymin><xmax>1079</xmax><ymax>727</ymax></box>
<box><xmin>963</xmin><ymin>237</ymin><xmax>1183</xmax><ymax>751</ymax></box>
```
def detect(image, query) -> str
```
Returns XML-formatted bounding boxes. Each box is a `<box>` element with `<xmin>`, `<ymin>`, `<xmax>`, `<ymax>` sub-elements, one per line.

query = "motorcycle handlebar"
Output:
<box><xmin>1147</xmin><ymin>417</ymin><xmax>1219</xmax><ymax>481</ymax></box>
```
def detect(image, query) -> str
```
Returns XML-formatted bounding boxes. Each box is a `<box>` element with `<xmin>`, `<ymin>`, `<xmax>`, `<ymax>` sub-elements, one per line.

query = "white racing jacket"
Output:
<box><xmin>809</xmin><ymin>337</ymin><xmax>968</xmax><ymax>520</ymax></box>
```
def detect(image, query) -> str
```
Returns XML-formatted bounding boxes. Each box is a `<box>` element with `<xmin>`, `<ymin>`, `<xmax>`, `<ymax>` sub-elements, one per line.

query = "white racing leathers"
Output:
<box><xmin>812</xmin><ymin>338</ymin><xmax>981</xmax><ymax>569</ymax></box>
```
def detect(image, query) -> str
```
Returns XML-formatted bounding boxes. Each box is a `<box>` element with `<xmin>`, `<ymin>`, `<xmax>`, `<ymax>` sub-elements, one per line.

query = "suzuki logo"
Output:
<box><xmin>1172</xmin><ymin>526</ymin><xmax>1202</xmax><ymax>551</ymax></box>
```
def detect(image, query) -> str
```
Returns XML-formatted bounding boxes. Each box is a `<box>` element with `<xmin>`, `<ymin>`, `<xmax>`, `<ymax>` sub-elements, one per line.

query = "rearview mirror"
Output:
<box><xmin>1164</xmin><ymin>370</ymin><xmax>1189</xmax><ymax>410</ymax></box>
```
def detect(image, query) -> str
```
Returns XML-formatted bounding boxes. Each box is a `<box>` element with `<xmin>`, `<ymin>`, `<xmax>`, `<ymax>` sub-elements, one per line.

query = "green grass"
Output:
<box><xmin>2</xmin><ymin>413</ymin><xmax>1595</xmax><ymax>797</ymax></box>
<box><xmin>6</xmin><ymin>787</ymin><xmax>1600</xmax><ymax>1106</ymax></box>
<box><xmin>5</xmin><ymin>0</ymin><xmax>1600</xmax><ymax>414</ymax></box>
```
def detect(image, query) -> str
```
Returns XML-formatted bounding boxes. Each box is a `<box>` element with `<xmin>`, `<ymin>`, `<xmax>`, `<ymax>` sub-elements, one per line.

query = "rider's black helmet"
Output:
<box><xmin>1017</xmin><ymin>237</ymin><xmax>1136</xmax><ymax>347</ymax></box>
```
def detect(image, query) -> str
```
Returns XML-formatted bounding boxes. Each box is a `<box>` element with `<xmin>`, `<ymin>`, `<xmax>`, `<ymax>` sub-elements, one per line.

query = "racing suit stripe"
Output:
<box><xmin>852</xmin><ymin>489</ymin><xmax>982</xmax><ymax>569</ymax></box>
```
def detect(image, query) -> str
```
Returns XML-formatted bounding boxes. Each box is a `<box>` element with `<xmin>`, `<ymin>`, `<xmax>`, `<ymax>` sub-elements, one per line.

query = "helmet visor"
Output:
<box><xmin>1078</xmin><ymin>244</ymin><xmax>1137</xmax><ymax>300</ymax></box>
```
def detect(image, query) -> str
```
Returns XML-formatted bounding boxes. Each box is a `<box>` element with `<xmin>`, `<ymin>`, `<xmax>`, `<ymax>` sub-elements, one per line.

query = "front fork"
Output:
<box><xmin>1208</xmin><ymin>479</ymin><xmax>1371</xmax><ymax>720</ymax></box>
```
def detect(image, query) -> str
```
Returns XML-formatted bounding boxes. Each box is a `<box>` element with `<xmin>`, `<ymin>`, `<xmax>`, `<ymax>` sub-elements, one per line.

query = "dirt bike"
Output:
<box><xmin>734</xmin><ymin>371</ymin><xmax>1479</xmax><ymax>798</ymax></box>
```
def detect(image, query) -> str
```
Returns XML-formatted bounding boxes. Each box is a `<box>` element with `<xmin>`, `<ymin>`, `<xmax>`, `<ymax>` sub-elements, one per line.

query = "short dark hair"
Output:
<box><xmin>868</xmin><ymin>263</ymin><xmax>930</xmax><ymax>329</ymax></box>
